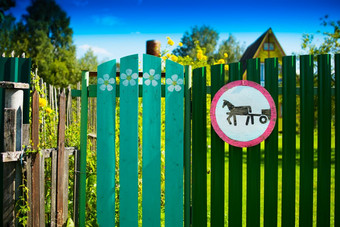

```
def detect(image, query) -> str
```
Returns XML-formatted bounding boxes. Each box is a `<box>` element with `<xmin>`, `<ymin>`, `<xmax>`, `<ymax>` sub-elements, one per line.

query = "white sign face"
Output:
<box><xmin>210</xmin><ymin>80</ymin><xmax>277</xmax><ymax>147</ymax></box>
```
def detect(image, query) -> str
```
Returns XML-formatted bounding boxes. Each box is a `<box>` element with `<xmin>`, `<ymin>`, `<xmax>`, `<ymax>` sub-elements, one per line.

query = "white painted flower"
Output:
<box><xmin>98</xmin><ymin>74</ymin><xmax>115</xmax><ymax>91</ymax></box>
<box><xmin>143</xmin><ymin>69</ymin><xmax>160</xmax><ymax>86</ymax></box>
<box><xmin>166</xmin><ymin>74</ymin><xmax>183</xmax><ymax>92</ymax></box>
<box><xmin>121</xmin><ymin>69</ymin><xmax>138</xmax><ymax>86</ymax></box>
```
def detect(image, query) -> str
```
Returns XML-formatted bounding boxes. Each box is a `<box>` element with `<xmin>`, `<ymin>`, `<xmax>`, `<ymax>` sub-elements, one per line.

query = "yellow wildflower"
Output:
<box><xmin>167</xmin><ymin>37</ymin><xmax>174</xmax><ymax>46</ymax></box>
<box><xmin>224</xmin><ymin>53</ymin><xmax>228</xmax><ymax>58</ymax></box>
<box><xmin>217</xmin><ymin>59</ymin><xmax>225</xmax><ymax>64</ymax></box>
<box><xmin>161</xmin><ymin>56</ymin><xmax>167</xmax><ymax>61</ymax></box>
<box><xmin>39</xmin><ymin>98</ymin><xmax>47</xmax><ymax>107</ymax></box>
<box><xmin>170</xmin><ymin>55</ymin><xmax>178</xmax><ymax>62</ymax></box>
<box><xmin>166</xmin><ymin>53</ymin><xmax>171</xmax><ymax>58</ymax></box>
<box><xmin>225</xmin><ymin>65</ymin><xmax>229</xmax><ymax>71</ymax></box>
<box><xmin>197</xmin><ymin>52</ymin><xmax>203</xmax><ymax>60</ymax></box>
<box><xmin>178</xmin><ymin>42</ymin><xmax>183</xmax><ymax>47</ymax></box>
<box><xmin>46</xmin><ymin>107</ymin><xmax>53</xmax><ymax>114</ymax></box>
<box><xmin>202</xmin><ymin>55</ymin><xmax>207</xmax><ymax>61</ymax></box>
<box><xmin>197</xmin><ymin>49</ymin><xmax>203</xmax><ymax>54</ymax></box>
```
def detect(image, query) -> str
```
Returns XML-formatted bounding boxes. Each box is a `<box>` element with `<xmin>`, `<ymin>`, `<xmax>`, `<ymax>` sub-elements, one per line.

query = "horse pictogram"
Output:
<box><xmin>222</xmin><ymin>100</ymin><xmax>271</xmax><ymax>126</ymax></box>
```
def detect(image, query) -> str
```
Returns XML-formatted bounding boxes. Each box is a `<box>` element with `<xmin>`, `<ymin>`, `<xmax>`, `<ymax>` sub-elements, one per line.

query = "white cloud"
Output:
<box><xmin>78</xmin><ymin>44</ymin><xmax>112</xmax><ymax>58</ymax></box>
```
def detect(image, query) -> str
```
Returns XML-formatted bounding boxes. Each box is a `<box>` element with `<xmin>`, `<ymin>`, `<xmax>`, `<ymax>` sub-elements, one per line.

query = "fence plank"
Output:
<box><xmin>142</xmin><ymin>54</ymin><xmax>161</xmax><ymax>226</ymax></box>
<box><xmin>79</xmin><ymin>71</ymin><xmax>89</xmax><ymax>226</ymax></box>
<box><xmin>119</xmin><ymin>54</ymin><xmax>139</xmax><ymax>226</ymax></box>
<box><xmin>299</xmin><ymin>55</ymin><xmax>314</xmax><ymax>227</ymax></box>
<box><xmin>51</xmin><ymin>149</ymin><xmax>57</xmax><ymax>227</ymax></box>
<box><xmin>2</xmin><ymin>108</ymin><xmax>16</xmax><ymax>225</ymax></box>
<box><xmin>192</xmin><ymin>67</ymin><xmax>207</xmax><ymax>227</ymax></box>
<box><xmin>57</xmin><ymin>92</ymin><xmax>67</xmax><ymax>225</ymax></box>
<box><xmin>263</xmin><ymin>58</ymin><xmax>279</xmax><ymax>227</ymax></box>
<box><xmin>96</xmin><ymin>59</ymin><xmax>117</xmax><ymax>226</ymax></box>
<box><xmin>228</xmin><ymin>62</ymin><xmax>243</xmax><ymax>227</ymax></box>
<box><xmin>317</xmin><ymin>54</ymin><xmax>331</xmax><ymax>227</ymax></box>
<box><xmin>31</xmin><ymin>90</ymin><xmax>45</xmax><ymax>226</ymax></box>
<box><xmin>335</xmin><ymin>53</ymin><xmax>340</xmax><ymax>227</ymax></box>
<box><xmin>246</xmin><ymin>58</ymin><xmax>261</xmax><ymax>227</ymax></box>
<box><xmin>165</xmin><ymin>59</ymin><xmax>184</xmax><ymax>226</ymax></box>
<box><xmin>210</xmin><ymin>64</ymin><xmax>225</xmax><ymax>227</ymax></box>
<box><xmin>73</xmin><ymin>148</ymin><xmax>80</xmax><ymax>226</ymax></box>
<box><xmin>184</xmin><ymin>65</ymin><xmax>192</xmax><ymax>227</ymax></box>
<box><xmin>281</xmin><ymin>56</ymin><xmax>296</xmax><ymax>227</ymax></box>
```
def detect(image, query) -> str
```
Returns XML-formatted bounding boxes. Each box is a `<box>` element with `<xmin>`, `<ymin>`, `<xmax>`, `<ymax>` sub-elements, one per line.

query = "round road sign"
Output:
<box><xmin>210</xmin><ymin>80</ymin><xmax>277</xmax><ymax>148</ymax></box>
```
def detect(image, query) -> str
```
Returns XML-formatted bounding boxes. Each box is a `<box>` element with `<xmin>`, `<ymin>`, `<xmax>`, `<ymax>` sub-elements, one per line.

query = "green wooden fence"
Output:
<box><xmin>75</xmin><ymin>53</ymin><xmax>339</xmax><ymax>226</ymax></box>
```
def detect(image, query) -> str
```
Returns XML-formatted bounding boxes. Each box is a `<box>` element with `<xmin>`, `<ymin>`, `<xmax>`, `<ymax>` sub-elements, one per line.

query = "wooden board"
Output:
<box><xmin>165</xmin><ymin>60</ymin><xmax>184</xmax><ymax>226</ymax></box>
<box><xmin>96</xmin><ymin>59</ymin><xmax>117</xmax><ymax>226</ymax></box>
<box><xmin>119</xmin><ymin>54</ymin><xmax>139</xmax><ymax>226</ymax></box>
<box><xmin>142</xmin><ymin>54</ymin><xmax>162</xmax><ymax>226</ymax></box>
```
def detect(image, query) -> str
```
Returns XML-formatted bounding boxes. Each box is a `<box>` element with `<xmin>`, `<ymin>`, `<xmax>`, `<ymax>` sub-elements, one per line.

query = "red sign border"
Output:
<box><xmin>210</xmin><ymin>80</ymin><xmax>277</xmax><ymax>147</ymax></box>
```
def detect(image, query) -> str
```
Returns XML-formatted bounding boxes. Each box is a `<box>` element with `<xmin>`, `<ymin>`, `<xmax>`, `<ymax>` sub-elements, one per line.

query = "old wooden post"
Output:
<box><xmin>57</xmin><ymin>91</ymin><xmax>67</xmax><ymax>226</ymax></box>
<box><xmin>0</xmin><ymin>81</ymin><xmax>29</xmax><ymax>226</ymax></box>
<box><xmin>146</xmin><ymin>40</ymin><xmax>161</xmax><ymax>56</ymax></box>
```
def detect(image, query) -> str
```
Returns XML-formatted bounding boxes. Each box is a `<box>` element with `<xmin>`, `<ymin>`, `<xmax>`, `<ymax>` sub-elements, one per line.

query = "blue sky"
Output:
<box><xmin>9</xmin><ymin>0</ymin><xmax>340</xmax><ymax>61</ymax></box>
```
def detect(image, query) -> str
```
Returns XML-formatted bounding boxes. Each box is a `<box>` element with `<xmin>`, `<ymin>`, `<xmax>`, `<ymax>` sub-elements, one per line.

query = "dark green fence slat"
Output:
<box><xmin>192</xmin><ymin>67</ymin><xmax>207</xmax><ymax>227</ymax></box>
<box><xmin>317</xmin><ymin>54</ymin><xmax>331</xmax><ymax>227</ymax></box>
<box><xmin>246</xmin><ymin>58</ymin><xmax>261</xmax><ymax>227</ymax></box>
<box><xmin>17</xmin><ymin>58</ymin><xmax>31</xmax><ymax>124</ymax></box>
<box><xmin>184</xmin><ymin>65</ymin><xmax>192</xmax><ymax>227</ymax></box>
<box><xmin>228</xmin><ymin>62</ymin><xmax>243</xmax><ymax>227</ymax></box>
<box><xmin>120</xmin><ymin>55</ymin><xmax>139</xmax><ymax>226</ymax></box>
<box><xmin>335</xmin><ymin>53</ymin><xmax>340</xmax><ymax>227</ymax></box>
<box><xmin>79</xmin><ymin>71</ymin><xmax>89</xmax><ymax>226</ymax></box>
<box><xmin>210</xmin><ymin>64</ymin><xmax>225</xmax><ymax>227</ymax></box>
<box><xmin>263</xmin><ymin>58</ymin><xmax>279</xmax><ymax>227</ymax></box>
<box><xmin>282</xmin><ymin>56</ymin><xmax>296</xmax><ymax>227</ymax></box>
<box><xmin>299</xmin><ymin>55</ymin><xmax>314</xmax><ymax>227</ymax></box>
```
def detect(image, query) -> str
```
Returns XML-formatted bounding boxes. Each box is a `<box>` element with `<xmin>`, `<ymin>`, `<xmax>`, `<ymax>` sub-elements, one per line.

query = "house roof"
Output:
<box><xmin>239</xmin><ymin>28</ymin><xmax>285</xmax><ymax>75</ymax></box>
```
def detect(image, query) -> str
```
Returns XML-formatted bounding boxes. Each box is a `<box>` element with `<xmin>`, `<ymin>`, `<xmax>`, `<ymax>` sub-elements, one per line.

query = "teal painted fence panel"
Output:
<box><xmin>120</xmin><ymin>54</ymin><xmax>139</xmax><ymax>226</ymax></box>
<box><xmin>165</xmin><ymin>60</ymin><xmax>184</xmax><ymax>227</ymax></box>
<box><xmin>142</xmin><ymin>54</ymin><xmax>161</xmax><ymax>226</ymax></box>
<box><xmin>97</xmin><ymin>60</ymin><xmax>116</xmax><ymax>226</ymax></box>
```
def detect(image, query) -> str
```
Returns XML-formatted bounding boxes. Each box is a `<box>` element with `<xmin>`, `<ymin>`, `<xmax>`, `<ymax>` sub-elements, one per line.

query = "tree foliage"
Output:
<box><xmin>173</xmin><ymin>25</ymin><xmax>219</xmax><ymax>62</ymax></box>
<box><xmin>173</xmin><ymin>25</ymin><xmax>244</xmax><ymax>63</ymax></box>
<box><xmin>0</xmin><ymin>0</ymin><xmax>78</xmax><ymax>87</ymax></box>
<box><xmin>215</xmin><ymin>34</ymin><xmax>244</xmax><ymax>64</ymax></box>
<box><xmin>302</xmin><ymin>15</ymin><xmax>340</xmax><ymax>55</ymax></box>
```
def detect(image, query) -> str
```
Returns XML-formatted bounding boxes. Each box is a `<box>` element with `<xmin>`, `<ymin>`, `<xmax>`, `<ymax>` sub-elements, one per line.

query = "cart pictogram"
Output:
<box><xmin>222</xmin><ymin>100</ymin><xmax>271</xmax><ymax>126</ymax></box>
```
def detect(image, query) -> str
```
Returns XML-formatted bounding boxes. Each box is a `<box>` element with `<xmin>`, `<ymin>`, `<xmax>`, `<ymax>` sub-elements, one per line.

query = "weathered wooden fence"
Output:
<box><xmin>0</xmin><ymin>56</ymin><xmax>79</xmax><ymax>226</ymax></box>
<box><xmin>74</xmin><ymin>53</ymin><xmax>339</xmax><ymax>226</ymax></box>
